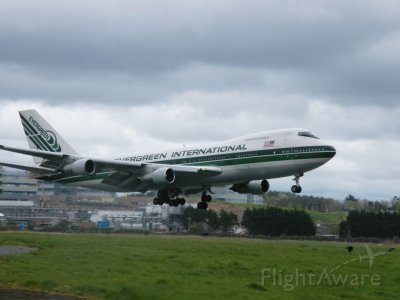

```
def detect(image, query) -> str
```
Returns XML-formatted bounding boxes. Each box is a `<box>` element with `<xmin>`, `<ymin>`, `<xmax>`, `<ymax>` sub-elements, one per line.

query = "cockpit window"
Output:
<box><xmin>298</xmin><ymin>131</ymin><xmax>319</xmax><ymax>139</ymax></box>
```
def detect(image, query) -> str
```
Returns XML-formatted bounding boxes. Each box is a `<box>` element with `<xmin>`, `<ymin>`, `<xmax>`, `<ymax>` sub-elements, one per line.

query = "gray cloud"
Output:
<box><xmin>0</xmin><ymin>0</ymin><xmax>399</xmax><ymax>105</ymax></box>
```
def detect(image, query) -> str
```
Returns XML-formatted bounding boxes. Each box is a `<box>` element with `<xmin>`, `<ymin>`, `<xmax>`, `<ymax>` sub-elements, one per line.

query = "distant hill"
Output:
<box><xmin>200</xmin><ymin>195</ymin><xmax>347</xmax><ymax>225</ymax></box>
<box><xmin>262</xmin><ymin>191</ymin><xmax>344</xmax><ymax>212</ymax></box>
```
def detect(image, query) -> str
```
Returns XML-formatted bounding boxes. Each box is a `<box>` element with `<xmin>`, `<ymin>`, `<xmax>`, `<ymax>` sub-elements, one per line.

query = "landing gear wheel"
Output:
<box><xmin>153</xmin><ymin>198</ymin><xmax>159</xmax><ymax>205</ymax></box>
<box><xmin>205</xmin><ymin>195</ymin><xmax>212</xmax><ymax>202</ymax></box>
<box><xmin>179</xmin><ymin>198</ymin><xmax>186</xmax><ymax>205</ymax></box>
<box><xmin>291</xmin><ymin>185</ymin><xmax>302</xmax><ymax>193</ymax></box>
<box><xmin>197</xmin><ymin>201</ymin><xmax>208</xmax><ymax>210</ymax></box>
<box><xmin>291</xmin><ymin>172</ymin><xmax>304</xmax><ymax>194</ymax></box>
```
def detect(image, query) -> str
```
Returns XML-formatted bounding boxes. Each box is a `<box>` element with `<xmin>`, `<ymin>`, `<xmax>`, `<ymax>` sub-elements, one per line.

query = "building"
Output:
<box><xmin>0</xmin><ymin>166</ymin><xmax>114</xmax><ymax>206</ymax></box>
<box><xmin>0</xmin><ymin>166</ymin><xmax>39</xmax><ymax>204</ymax></box>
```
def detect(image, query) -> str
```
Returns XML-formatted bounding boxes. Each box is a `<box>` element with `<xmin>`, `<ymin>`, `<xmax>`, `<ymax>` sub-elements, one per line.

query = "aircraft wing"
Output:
<box><xmin>0</xmin><ymin>144</ymin><xmax>222</xmax><ymax>190</ymax></box>
<box><xmin>0</xmin><ymin>144</ymin><xmax>221</xmax><ymax>173</ymax></box>
<box><xmin>93</xmin><ymin>159</ymin><xmax>222</xmax><ymax>175</ymax></box>
<box><xmin>93</xmin><ymin>159</ymin><xmax>222</xmax><ymax>189</ymax></box>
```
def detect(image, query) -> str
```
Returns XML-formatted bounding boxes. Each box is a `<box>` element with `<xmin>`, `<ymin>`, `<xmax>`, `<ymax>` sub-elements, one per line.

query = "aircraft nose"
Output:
<box><xmin>327</xmin><ymin>145</ymin><xmax>336</xmax><ymax>158</ymax></box>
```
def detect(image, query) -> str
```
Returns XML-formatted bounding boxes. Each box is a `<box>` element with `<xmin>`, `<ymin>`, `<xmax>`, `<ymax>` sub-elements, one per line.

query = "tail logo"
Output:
<box><xmin>44</xmin><ymin>130</ymin><xmax>61</xmax><ymax>152</ymax></box>
<box><xmin>21</xmin><ymin>115</ymin><xmax>62</xmax><ymax>152</ymax></box>
<box><xmin>28</xmin><ymin>116</ymin><xmax>61</xmax><ymax>152</ymax></box>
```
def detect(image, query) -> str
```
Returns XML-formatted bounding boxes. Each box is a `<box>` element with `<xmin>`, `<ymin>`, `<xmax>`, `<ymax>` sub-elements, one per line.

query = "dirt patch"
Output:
<box><xmin>0</xmin><ymin>246</ymin><xmax>36</xmax><ymax>256</ymax></box>
<box><xmin>0</xmin><ymin>288</ymin><xmax>84</xmax><ymax>300</ymax></box>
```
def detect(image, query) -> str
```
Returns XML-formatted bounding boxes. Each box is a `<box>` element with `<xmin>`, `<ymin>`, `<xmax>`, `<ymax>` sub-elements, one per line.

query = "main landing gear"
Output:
<box><xmin>197</xmin><ymin>189</ymin><xmax>212</xmax><ymax>210</ymax></box>
<box><xmin>152</xmin><ymin>188</ymin><xmax>213</xmax><ymax>210</ymax></box>
<box><xmin>153</xmin><ymin>190</ymin><xmax>186</xmax><ymax>207</ymax></box>
<box><xmin>291</xmin><ymin>172</ymin><xmax>303</xmax><ymax>194</ymax></box>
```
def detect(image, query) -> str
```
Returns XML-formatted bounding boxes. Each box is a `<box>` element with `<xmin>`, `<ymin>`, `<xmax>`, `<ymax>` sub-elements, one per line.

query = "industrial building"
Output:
<box><xmin>0</xmin><ymin>166</ymin><xmax>38</xmax><ymax>203</ymax></box>
<box><xmin>90</xmin><ymin>204</ymin><xmax>187</xmax><ymax>232</ymax></box>
<box><xmin>0</xmin><ymin>166</ymin><xmax>187</xmax><ymax>231</ymax></box>
<box><xmin>0</xmin><ymin>166</ymin><xmax>244</xmax><ymax>232</ymax></box>
<box><xmin>0</xmin><ymin>166</ymin><xmax>112</xmax><ymax>228</ymax></box>
<box><xmin>0</xmin><ymin>166</ymin><xmax>114</xmax><ymax>205</ymax></box>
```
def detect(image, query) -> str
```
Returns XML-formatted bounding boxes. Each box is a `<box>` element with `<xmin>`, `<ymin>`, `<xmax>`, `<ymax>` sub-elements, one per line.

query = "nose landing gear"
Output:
<box><xmin>291</xmin><ymin>172</ymin><xmax>303</xmax><ymax>194</ymax></box>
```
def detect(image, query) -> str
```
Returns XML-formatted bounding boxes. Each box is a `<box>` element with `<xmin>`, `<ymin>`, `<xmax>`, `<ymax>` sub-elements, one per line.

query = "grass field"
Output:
<box><xmin>0</xmin><ymin>232</ymin><xmax>399</xmax><ymax>299</ymax></box>
<box><xmin>307</xmin><ymin>211</ymin><xmax>347</xmax><ymax>224</ymax></box>
<box><xmin>212</xmin><ymin>199</ymin><xmax>348</xmax><ymax>224</ymax></box>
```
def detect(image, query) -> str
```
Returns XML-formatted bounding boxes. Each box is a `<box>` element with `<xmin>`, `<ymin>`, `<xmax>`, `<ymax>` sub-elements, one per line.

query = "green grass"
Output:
<box><xmin>214</xmin><ymin>199</ymin><xmax>348</xmax><ymax>224</ymax></box>
<box><xmin>307</xmin><ymin>211</ymin><xmax>347</xmax><ymax>224</ymax></box>
<box><xmin>0</xmin><ymin>232</ymin><xmax>399</xmax><ymax>299</ymax></box>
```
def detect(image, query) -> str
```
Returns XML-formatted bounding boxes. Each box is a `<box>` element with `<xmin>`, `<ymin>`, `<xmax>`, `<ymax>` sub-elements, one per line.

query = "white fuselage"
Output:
<box><xmin>61</xmin><ymin>128</ymin><xmax>336</xmax><ymax>193</ymax></box>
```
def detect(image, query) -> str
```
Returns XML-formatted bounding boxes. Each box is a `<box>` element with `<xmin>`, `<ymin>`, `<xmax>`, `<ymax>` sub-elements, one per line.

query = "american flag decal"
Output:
<box><xmin>263</xmin><ymin>140</ymin><xmax>275</xmax><ymax>148</ymax></box>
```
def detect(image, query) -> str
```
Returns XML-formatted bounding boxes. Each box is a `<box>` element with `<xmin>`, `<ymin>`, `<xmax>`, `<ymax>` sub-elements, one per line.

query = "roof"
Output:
<box><xmin>0</xmin><ymin>201</ymin><xmax>34</xmax><ymax>207</ymax></box>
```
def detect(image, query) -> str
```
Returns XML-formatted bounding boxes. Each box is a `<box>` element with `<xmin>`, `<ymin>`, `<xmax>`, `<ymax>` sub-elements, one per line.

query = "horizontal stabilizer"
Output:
<box><xmin>0</xmin><ymin>162</ymin><xmax>58</xmax><ymax>174</ymax></box>
<box><xmin>0</xmin><ymin>144</ymin><xmax>73</xmax><ymax>160</ymax></box>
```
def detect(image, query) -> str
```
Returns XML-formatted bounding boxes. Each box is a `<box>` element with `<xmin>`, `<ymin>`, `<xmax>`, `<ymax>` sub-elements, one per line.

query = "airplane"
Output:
<box><xmin>0</xmin><ymin>109</ymin><xmax>336</xmax><ymax>209</ymax></box>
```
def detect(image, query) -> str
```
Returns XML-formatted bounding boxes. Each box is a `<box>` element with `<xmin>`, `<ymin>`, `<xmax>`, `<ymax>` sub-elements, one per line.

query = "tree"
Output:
<box><xmin>340</xmin><ymin>210</ymin><xmax>400</xmax><ymax>238</ymax></box>
<box><xmin>242</xmin><ymin>207</ymin><xmax>316</xmax><ymax>236</ymax></box>
<box><xmin>182</xmin><ymin>207</ymin><xmax>237</xmax><ymax>232</ymax></box>
<box><xmin>345</xmin><ymin>194</ymin><xmax>358</xmax><ymax>210</ymax></box>
<box><xmin>219</xmin><ymin>209</ymin><xmax>238</xmax><ymax>232</ymax></box>
<box><xmin>207</xmin><ymin>210</ymin><xmax>220</xmax><ymax>230</ymax></box>
<box><xmin>345</xmin><ymin>195</ymin><xmax>357</xmax><ymax>202</ymax></box>
<box><xmin>391</xmin><ymin>196</ymin><xmax>400</xmax><ymax>212</ymax></box>
<box><xmin>182</xmin><ymin>206</ymin><xmax>207</xmax><ymax>229</ymax></box>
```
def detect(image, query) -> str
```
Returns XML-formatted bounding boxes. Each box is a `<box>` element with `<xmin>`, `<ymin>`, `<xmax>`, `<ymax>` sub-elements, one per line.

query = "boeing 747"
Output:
<box><xmin>0</xmin><ymin>110</ymin><xmax>336</xmax><ymax>209</ymax></box>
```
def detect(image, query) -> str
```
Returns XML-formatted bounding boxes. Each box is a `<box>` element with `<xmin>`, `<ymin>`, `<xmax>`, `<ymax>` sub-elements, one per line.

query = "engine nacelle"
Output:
<box><xmin>142</xmin><ymin>167</ymin><xmax>175</xmax><ymax>185</ymax></box>
<box><xmin>63</xmin><ymin>159</ymin><xmax>96</xmax><ymax>176</ymax></box>
<box><xmin>230</xmin><ymin>179</ymin><xmax>269</xmax><ymax>195</ymax></box>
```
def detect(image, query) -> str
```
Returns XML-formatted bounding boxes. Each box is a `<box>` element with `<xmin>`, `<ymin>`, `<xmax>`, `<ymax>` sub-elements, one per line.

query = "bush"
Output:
<box><xmin>340</xmin><ymin>210</ymin><xmax>400</xmax><ymax>238</ymax></box>
<box><xmin>242</xmin><ymin>207</ymin><xmax>316</xmax><ymax>236</ymax></box>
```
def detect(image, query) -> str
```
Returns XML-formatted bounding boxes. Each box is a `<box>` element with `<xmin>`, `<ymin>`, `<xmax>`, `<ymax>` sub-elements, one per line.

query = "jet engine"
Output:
<box><xmin>63</xmin><ymin>159</ymin><xmax>96</xmax><ymax>176</ymax></box>
<box><xmin>142</xmin><ymin>167</ymin><xmax>175</xmax><ymax>185</ymax></box>
<box><xmin>230</xmin><ymin>179</ymin><xmax>269</xmax><ymax>195</ymax></box>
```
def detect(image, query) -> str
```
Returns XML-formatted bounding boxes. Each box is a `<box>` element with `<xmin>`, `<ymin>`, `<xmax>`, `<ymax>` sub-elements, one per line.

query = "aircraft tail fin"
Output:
<box><xmin>19</xmin><ymin>109</ymin><xmax>78</xmax><ymax>164</ymax></box>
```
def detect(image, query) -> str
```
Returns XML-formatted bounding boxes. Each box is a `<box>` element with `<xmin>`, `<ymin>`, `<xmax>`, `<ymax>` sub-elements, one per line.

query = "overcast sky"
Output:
<box><xmin>0</xmin><ymin>0</ymin><xmax>399</xmax><ymax>201</ymax></box>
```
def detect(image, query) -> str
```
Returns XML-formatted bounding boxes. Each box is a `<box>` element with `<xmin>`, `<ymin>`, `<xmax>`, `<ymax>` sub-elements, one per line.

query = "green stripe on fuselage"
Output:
<box><xmin>156</xmin><ymin>146</ymin><xmax>335</xmax><ymax>166</ymax></box>
<box><xmin>188</xmin><ymin>150</ymin><xmax>334</xmax><ymax>167</ymax></box>
<box><xmin>54</xmin><ymin>148</ymin><xmax>335</xmax><ymax>184</ymax></box>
